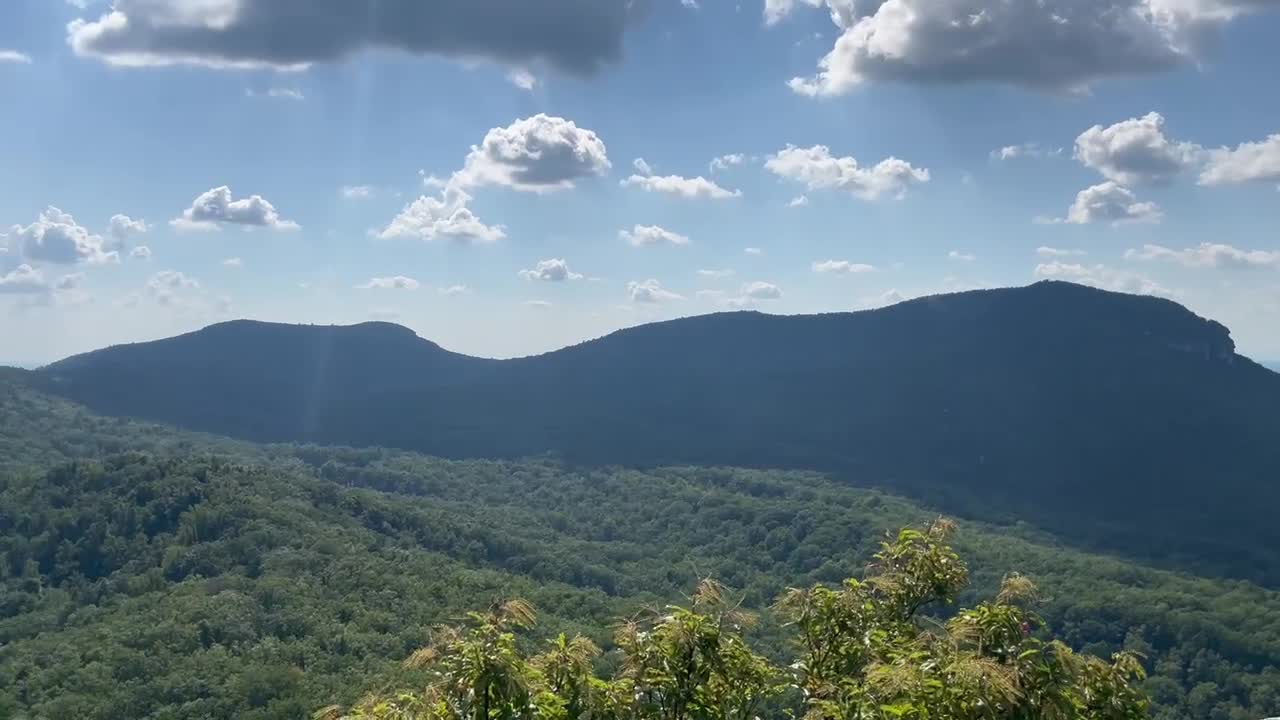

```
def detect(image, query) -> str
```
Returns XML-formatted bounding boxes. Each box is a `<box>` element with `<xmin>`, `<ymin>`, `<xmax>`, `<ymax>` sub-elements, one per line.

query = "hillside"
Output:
<box><xmin>31</xmin><ymin>281</ymin><xmax>1280</xmax><ymax>584</ymax></box>
<box><xmin>2</xmin><ymin>379</ymin><xmax>1280</xmax><ymax>720</ymax></box>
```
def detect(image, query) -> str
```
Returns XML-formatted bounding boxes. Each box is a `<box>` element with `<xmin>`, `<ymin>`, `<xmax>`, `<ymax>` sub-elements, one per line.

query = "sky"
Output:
<box><xmin>1</xmin><ymin>0</ymin><xmax>1279</xmax><ymax>364</ymax></box>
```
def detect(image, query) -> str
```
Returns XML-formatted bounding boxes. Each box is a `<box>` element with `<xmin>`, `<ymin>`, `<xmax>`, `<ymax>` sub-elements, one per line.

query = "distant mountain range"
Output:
<box><xmin>29</xmin><ymin>281</ymin><xmax>1280</xmax><ymax>583</ymax></box>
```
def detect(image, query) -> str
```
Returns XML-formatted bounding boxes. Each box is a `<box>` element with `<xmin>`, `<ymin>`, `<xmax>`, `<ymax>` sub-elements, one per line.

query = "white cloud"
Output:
<box><xmin>789</xmin><ymin>195</ymin><xmax>810</xmax><ymax>207</ymax></box>
<box><xmin>455</xmin><ymin>114</ymin><xmax>610</xmax><ymax>193</ymax></box>
<box><xmin>341</xmin><ymin>185</ymin><xmax>374</xmax><ymax>199</ymax></box>
<box><xmin>130</xmin><ymin>245</ymin><xmax>152</xmax><ymax>260</ymax></box>
<box><xmin>378</xmin><ymin>187</ymin><xmax>506</xmax><ymax>244</ymax></box>
<box><xmin>621</xmin><ymin>174</ymin><xmax>741</xmax><ymax>199</ymax></box>
<box><xmin>681</xmin><ymin>0</ymin><xmax>701</xmax><ymax>8</ymax></box>
<box><xmin>222</xmin><ymin>257</ymin><xmax>243</xmax><ymax>268</ymax></box>
<box><xmin>356</xmin><ymin>276</ymin><xmax>421</xmax><ymax>290</ymax></box>
<box><xmin>948</xmin><ymin>250</ymin><xmax>977</xmax><ymax>262</ymax></box>
<box><xmin>627</xmin><ymin>278</ymin><xmax>683</xmax><ymax>303</ymax></box>
<box><xmin>54</xmin><ymin>273</ymin><xmax>86</xmax><ymax>291</ymax></box>
<box><xmin>173</xmin><ymin>186</ymin><xmax>299</xmax><ymax>231</ymax></box>
<box><xmin>744</xmin><ymin>247</ymin><xmax>763</xmax><ymax>255</ymax></box>
<box><xmin>773</xmin><ymin>0</ymin><xmax>1271</xmax><ymax>95</ymax></box>
<box><xmin>1034</xmin><ymin>261</ymin><xmax>1171</xmax><ymax>296</ymax></box>
<box><xmin>524</xmin><ymin>299</ymin><xmax>553</xmax><ymax>308</ymax></box>
<box><xmin>1199</xmin><ymin>134</ymin><xmax>1280</xmax><ymax>186</ymax></box>
<box><xmin>813</xmin><ymin>259</ymin><xmax>875</xmax><ymax>274</ymax></box>
<box><xmin>380</xmin><ymin>115</ymin><xmax>606</xmax><ymax>245</ymax></box>
<box><xmin>4</xmin><ymin>207</ymin><xmax>118</xmax><ymax>265</ymax></box>
<box><xmin>248</xmin><ymin>87</ymin><xmax>304</xmax><ymax>100</ymax></box>
<box><xmin>506</xmin><ymin>68</ymin><xmax>538</xmax><ymax>91</ymax></box>
<box><xmin>519</xmin><ymin>258</ymin><xmax>584</xmax><ymax>282</ymax></box>
<box><xmin>740</xmin><ymin>281</ymin><xmax>783</xmax><ymax>300</ymax></box>
<box><xmin>1124</xmin><ymin>243</ymin><xmax>1280</xmax><ymax>269</ymax></box>
<box><xmin>145</xmin><ymin>270</ymin><xmax>200</xmax><ymax>306</ymax></box>
<box><xmin>1074</xmin><ymin>112</ymin><xmax>1200</xmax><ymax>186</ymax></box>
<box><xmin>633</xmin><ymin>157</ymin><xmax>654</xmax><ymax>176</ymax></box>
<box><xmin>0</xmin><ymin>50</ymin><xmax>32</xmax><ymax>64</ymax></box>
<box><xmin>438</xmin><ymin>284</ymin><xmax>469</xmax><ymax>296</ymax></box>
<box><xmin>709</xmin><ymin>153</ymin><xmax>747</xmax><ymax>172</ymax></box>
<box><xmin>1037</xmin><ymin>246</ymin><xmax>1086</xmax><ymax>258</ymax></box>
<box><xmin>991</xmin><ymin>143</ymin><xmax>1059</xmax><ymax>161</ymax></box>
<box><xmin>66</xmin><ymin>0</ymin><xmax>641</xmax><ymax>75</ymax></box>
<box><xmin>868</xmin><ymin>289</ymin><xmax>907</xmax><ymax>308</ymax></box>
<box><xmin>107</xmin><ymin>214</ymin><xmax>148</xmax><ymax>246</ymax></box>
<box><xmin>766</xmin><ymin>144</ymin><xmax>929</xmax><ymax>200</ymax></box>
<box><xmin>0</xmin><ymin>265</ymin><xmax>48</xmax><ymax>295</ymax></box>
<box><xmin>420</xmin><ymin>172</ymin><xmax>448</xmax><ymax>189</ymax></box>
<box><xmin>621</xmin><ymin>224</ymin><xmax>690</xmax><ymax>247</ymax></box>
<box><xmin>1061</xmin><ymin>182</ymin><xmax>1163</xmax><ymax>225</ymax></box>
<box><xmin>697</xmin><ymin>268</ymin><xmax>735</xmax><ymax>279</ymax></box>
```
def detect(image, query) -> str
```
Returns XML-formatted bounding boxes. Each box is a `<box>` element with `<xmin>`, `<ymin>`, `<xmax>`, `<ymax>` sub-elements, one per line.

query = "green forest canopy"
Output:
<box><xmin>2</xmin><ymin>375</ymin><xmax>1279</xmax><ymax>719</ymax></box>
<box><xmin>330</xmin><ymin>521</ymin><xmax>1148</xmax><ymax>720</ymax></box>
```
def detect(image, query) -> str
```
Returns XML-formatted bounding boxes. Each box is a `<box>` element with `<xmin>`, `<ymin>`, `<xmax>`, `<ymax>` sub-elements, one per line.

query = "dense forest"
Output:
<box><xmin>3</xmin><ymin>374</ymin><xmax>1280</xmax><ymax>719</ymax></box>
<box><xmin>30</xmin><ymin>282</ymin><xmax>1280</xmax><ymax>587</ymax></box>
<box><xmin>329</xmin><ymin>522</ymin><xmax>1150</xmax><ymax>720</ymax></box>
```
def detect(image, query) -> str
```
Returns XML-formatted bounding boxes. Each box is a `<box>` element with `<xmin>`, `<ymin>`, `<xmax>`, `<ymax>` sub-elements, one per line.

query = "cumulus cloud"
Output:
<box><xmin>1074</xmin><ymin>112</ymin><xmax>1200</xmax><ymax>186</ymax></box>
<box><xmin>67</xmin><ymin>0</ymin><xmax>643</xmax><ymax>75</ymax></box>
<box><xmin>632</xmin><ymin>157</ymin><xmax>654</xmax><ymax>176</ymax></box>
<box><xmin>788</xmin><ymin>195</ymin><xmax>810</xmax><ymax>207</ymax></box>
<box><xmin>247</xmin><ymin>87</ymin><xmax>304</xmax><ymax>100</ymax></box>
<box><xmin>948</xmin><ymin>250</ymin><xmax>977</xmax><ymax>262</ymax></box>
<box><xmin>1125</xmin><ymin>242</ymin><xmax>1280</xmax><ymax>268</ymax></box>
<box><xmin>378</xmin><ymin>187</ymin><xmax>506</xmax><ymax>244</ymax></box>
<box><xmin>709</xmin><ymin>153</ymin><xmax>747</xmax><ymax>172</ymax></box>
<box><xmin>621</xmin><ymin>173</ymin><xmax>741</xmax><ymax>199</ymax></box>
<box><xmin>1034</xmin><ymin>261</ymin><xmax>1171</xmax><ymax>296</ymax></box>
<box><xmin>4</xmin><ymin>207</ymin><xmax>118</xmax><ymax>265</ymax></box>
<box><xmin>222</xmin><ymin>257</ymin><xmax>243</xmax><ymax>268</ymax></box>
<box><xmin>506</xmin><ymin>68</ymin><xmax>538</xmax><ymax>91</ymax></box>
<box><xmin>697</xmin><ymin>268</ymin><xmax>735</xmax><ymax>279</ymax></box>
<box><xmin>1199</xmin><ymin>134</ymin><xmax>1280</xmax><ymax>185</ymax></box>
<box><xmin>173</xmin><ymin>186</ymin><xmax>299</xmax><ymax>231</ymax></box>
<box><xmin>0</xmin><ymin>50</ymin><xmax>33</xmax><ymax>64</ymax></box>
<box><xmin>621</xmin><ymin>225</ymin><xmax>690</xmax><ymax>247</ymax></box>
<box><xmin>627</xmin><ymin>278</ymin><xmax>683</xmax><ymax>303</ymax></box>
<box><xmin>356</xmin><ymin>276</ymin><xmax>420</xmax><ymax>290</ymax></box>
<box><xmin>813</xmin><ymin>260</ymin><xmax>875</xmax><ymax>274</ymax></box>
<box><xmin>341</xmin><ymin>185</ymin><xmax>374</xmax><ymax>199</ymax></box>
<box><xmin>1037</xmin><ymin>246</ymin><xmax>1086</xmax><ymax>258</ymax></box>
<box><xmin>379</xmin><ymin>114</ymin><xmax>608</xmax><ymax>244</ymax></box>
<box><xmin>991</xmin><ymin>143</ymin><xmax>1059</xmax><ymax>161</ymax></box>
<box><xmin>772</xmin><ymin>0</ymin><xmax>1272</xmax><ymax>95</ymax></box>
<box><xmin>865</xmin><ymin>289</ymin><xmax>907</xmax><ymax>308</ymax></box>
<box><xmin>1058</xmin><ymin>182</ymin><xmax>1163</xmax><ymax>225</ymax></box>
<box><xmin>130</xmin><ymin>246</ymin><xmax>152</xmax><ymax>260</ymax></box>
<box><xmin>519</xmin><ymin>258</ymin><xmax>584</xmax><ymax>282</ymax></box>
<box><xmin>455</xmin><ymin>114</ymin><xmax>610</xmax><ymax>193</ymax></box>
<box><xmin>740</xmin><ymin>281</ymin><xmax>783</xmax><ymax>300</ymax></box>
<box><xmin>108</xmin><ymin>213</ymin><xmax>148</xmax><ymax>247</ymax></box>
<box><xmin>145</xmin><ymin>270</ymin><xmax>200</xmax><ymax>306</ymax></box>
<box><xmin>766</xmin><ymin>145</ymin><xmax>929</xmax><ymax>200</ymax></box>
<box><xmin>0</xmin><ymin>265</ymin><xmax>48</xmax><ymax>295</ymax></box>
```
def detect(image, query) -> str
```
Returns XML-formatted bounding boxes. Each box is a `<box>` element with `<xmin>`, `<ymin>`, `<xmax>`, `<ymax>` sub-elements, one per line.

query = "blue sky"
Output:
<box><xmin>2</xmin><ymin>0</ymin><xmax>1279</xmax><ymax>364</ymax></box>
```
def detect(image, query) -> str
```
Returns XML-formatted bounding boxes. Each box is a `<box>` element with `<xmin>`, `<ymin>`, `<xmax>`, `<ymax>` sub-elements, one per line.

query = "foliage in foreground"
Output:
<box><xmin>329</xmin><ymin>522</ymin><xmax>1148</xmax><ymax>720</ymax></box>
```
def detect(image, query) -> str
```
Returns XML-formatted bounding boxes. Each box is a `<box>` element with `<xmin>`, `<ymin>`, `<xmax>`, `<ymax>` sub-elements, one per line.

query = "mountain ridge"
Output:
<box><xmin>28</xmin><ymin>280</ymin><xmax>1280</xmax><ymax>583</ymax></box>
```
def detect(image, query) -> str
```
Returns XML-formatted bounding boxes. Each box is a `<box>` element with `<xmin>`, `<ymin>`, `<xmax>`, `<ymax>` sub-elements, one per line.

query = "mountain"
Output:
<box><xmin>31</xmin><ymin>281</ymin><xmax>1280</xmax><ymax>583</ymax></box>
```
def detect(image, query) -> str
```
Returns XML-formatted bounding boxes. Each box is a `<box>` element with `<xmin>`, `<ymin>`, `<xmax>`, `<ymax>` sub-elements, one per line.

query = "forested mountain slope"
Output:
<box><xmin>31</xmin><ymin>281</ymin><xmax>1280</xmax><ymax>583</ymax></box>
<box><xmin>2</xmin><ymin>375</ymin><xmax>1280</xmax><ymax>720</ymax></box>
